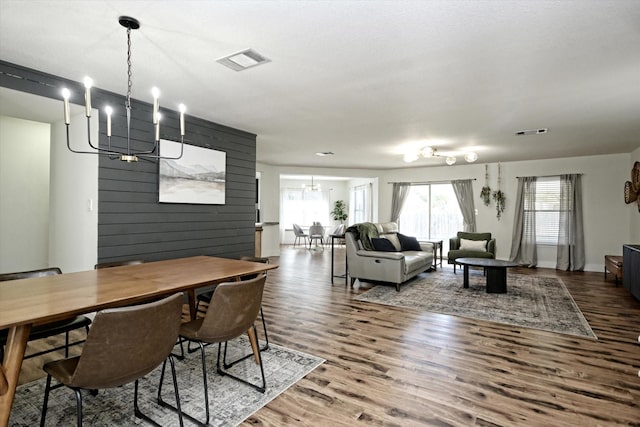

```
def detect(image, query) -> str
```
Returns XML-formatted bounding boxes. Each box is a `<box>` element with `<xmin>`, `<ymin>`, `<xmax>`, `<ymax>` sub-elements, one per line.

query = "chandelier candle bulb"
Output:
<box><xmin>179</xmin><ymin>104</ymin><xmax>186</xmax><ymax>136</ymax></box>
<box><xmin>61</xmin><ymin>88</ymin><xmax>70</xmax><ymax>124</ymax></box>
<box><xmin>152</xmin><ymin>87</ymin><xmax>160</xmax><ymax>124</ymax></box>
<box><xmin>155</xmin><ymin>114</ymin><xmax>160</xmax><ymax>141</ymax></box>
<box><xmin>83</xmin><ymin>77</ymin><xmax>93</xmax><ymax>117</ymax></box>
<box><xmin>105</xmin><ymin>106</ymin><xmax>113</xmax><ymax>137</ymax></box>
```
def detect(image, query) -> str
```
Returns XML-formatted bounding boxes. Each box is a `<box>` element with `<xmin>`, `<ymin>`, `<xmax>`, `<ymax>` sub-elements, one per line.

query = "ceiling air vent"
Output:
<box><xmin>217</xmin><ymin>48</ymin><xmax>271</xmax><ymax>71</ymax></box>
<box><xmin>516</xmin><ymin>128</ymin><xmax>548</xmax><ymax>136</ymax></box>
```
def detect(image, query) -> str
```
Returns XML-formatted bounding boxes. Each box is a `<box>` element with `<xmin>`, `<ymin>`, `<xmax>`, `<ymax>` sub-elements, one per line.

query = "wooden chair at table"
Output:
<box><xmin>40</xmin><ymin>293</ymin><xmax>185</xmax><ymax>427</ymax></box>
<box><xmin>0</xmin><ymin>267</ymin><xmax>92</xmax><ymax>362</ymax></box>
<box><xmin>159</xmin><ymin>275</ymin><xmax>268</xmax><ymax>426</ymax></box>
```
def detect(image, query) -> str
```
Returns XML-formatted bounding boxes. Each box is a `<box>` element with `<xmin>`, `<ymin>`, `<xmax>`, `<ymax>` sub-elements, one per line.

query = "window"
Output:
<box><xmin>350</xmin><ymin>184</ymin><xmax>371</xmax><ymax>224</ymax></box>
<box><xmin>532</xmin><ymin>177</ymin><xmax>561</xmax><ymax>245</ymax></box>
<box><xmin>399</xmin><ymin>184</ymin><xmax>463</xmax><ymax>250</ymax></box>
<box><xmin>281</xmin><ymin>188</ymin><xmax>330</xmax><ymax>228</ymax></box>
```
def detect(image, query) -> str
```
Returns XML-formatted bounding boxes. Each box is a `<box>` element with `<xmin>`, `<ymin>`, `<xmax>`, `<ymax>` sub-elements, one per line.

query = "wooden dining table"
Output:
<box><xmin>0</xmin><ymin>255</ymin><xmax>277</xmax><ymax>426</ymax></box>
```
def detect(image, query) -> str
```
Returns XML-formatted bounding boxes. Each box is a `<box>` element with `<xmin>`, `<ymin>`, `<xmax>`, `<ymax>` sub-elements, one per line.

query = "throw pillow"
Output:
<box><xmin>459</xmin><ymin>238</ymin><xmax>487</xmax><ymax>251</ymax></box>
<box><xmin>381</xmin><ymin>233</ymin><xmax>402</xmax><ymax>251</ymax></box>
<box><xmin>397</xmin><ymin>233</ymin><xmax>422</xmax><ymax>251</ymax></box>
<box><xmin>371</xmin><ymin>237</ymin><xmax>397</xmax><ymax>252</ymax></box>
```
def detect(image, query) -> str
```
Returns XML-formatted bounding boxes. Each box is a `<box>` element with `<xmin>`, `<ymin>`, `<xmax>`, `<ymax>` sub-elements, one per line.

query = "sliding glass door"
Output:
<box><xmin>398</xmin><ymin>184</ymin><xmax>463</xmax><ymax>252</ymax></box>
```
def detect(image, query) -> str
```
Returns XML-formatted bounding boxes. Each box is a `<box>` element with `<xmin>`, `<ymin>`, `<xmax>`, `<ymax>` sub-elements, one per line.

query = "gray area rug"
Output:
<box><xmin>10</xmin><ymin>337</ymin><xmax>324</xmax><ymax>426</ymax></box>
<box><xmin>355</xmin><ymin>271</ymin><xmax>597</xmax><ymax>340</ymax></box>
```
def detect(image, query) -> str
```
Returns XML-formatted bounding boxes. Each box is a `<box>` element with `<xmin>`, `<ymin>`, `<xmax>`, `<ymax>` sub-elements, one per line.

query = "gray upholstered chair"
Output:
<box><xmin>40</xmin><ymin>293</ymin><xmax>185</xmax><ymax>427</ymax></box>
<box><xmin>292</xmin><ymin>223</ymin><xmax>309</xmax><ymax>247</ymax></box>
<box><xmin>447</xmin><ymin>231</ymin><xmax>496</xmax><ymax>273</ymax></box>
<box><xmin>161</xmin><ymin>275</ymin><xmax>267</xmax><ymax>426</ymax></box>
<box><xmin>308</xmin><ymin>224</ymin><xmax>325</xmax><ymax>248</ymax></box>
<box><xmin>0</xmin><ymin>267</ymin><xmax>92</xmax><ymax>361</ymax></box>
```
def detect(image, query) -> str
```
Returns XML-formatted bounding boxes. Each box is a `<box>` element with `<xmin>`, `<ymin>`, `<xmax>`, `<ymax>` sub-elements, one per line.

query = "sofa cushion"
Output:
<box><xmin>397</xmin><ymin>233</ymin><xmax>422</xmax><ymax>251</ymax></box>
<box><xmin>449</xmin><ymin>249</ymin><xmax>495</xmax><ymax>260</ymax></box>
<box><xmin>403</xmin><ymin>253</ymin><xmax>432</xmax><ymax>274</ymax></box>
<box><xmin>459</xmin><ymin>238</ymin><xmax>487</xmax><ymax>251</ymax></box>
<box><xmin>371</xmin><ymin>237</ymin><xmax>397</xmax><ymax>252</ymax></box>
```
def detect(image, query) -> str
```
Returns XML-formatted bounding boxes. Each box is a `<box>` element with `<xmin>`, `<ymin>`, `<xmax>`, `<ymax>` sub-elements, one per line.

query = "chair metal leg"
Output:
<box><xmin>158</xmin><ymin>342</ymin><xmax>209</xmax><ymax>426</ymax></box>
<box><xmin>40</xmin><ymin>375</ymin><xmax>52</xmax><ymax>427</ymax></box>
<box><xmin>218</xmin><ymin>325</ymin><xmax>267</xmax><ymax>393</ymax></box>
<box><xmin>74</xmin><ymin>388</ymin><xmax>83</xmax><ymax>427</ymax></box>
<box><xmin>140</xmin><ymin>356</ymin><xmax>184</xmax><ymax>426</ymax></box>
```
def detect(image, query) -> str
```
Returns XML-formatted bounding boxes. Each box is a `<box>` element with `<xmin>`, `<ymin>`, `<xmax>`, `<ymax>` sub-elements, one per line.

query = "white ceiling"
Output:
<box><xmin>1</xmin><ymin>0</ymin><xmax>639</xmax><ymax>170</ymax></box>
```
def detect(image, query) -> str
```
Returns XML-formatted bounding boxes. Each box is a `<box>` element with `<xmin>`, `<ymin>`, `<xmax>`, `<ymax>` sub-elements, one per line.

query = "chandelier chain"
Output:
<box><xmin>126</xmin><ymin>26</ymin><xmax>133</xmax><ymax>110</ymax></box>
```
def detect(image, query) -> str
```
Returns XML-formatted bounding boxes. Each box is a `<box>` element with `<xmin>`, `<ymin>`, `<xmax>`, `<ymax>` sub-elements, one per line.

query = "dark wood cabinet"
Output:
<box><xmin>622</xmin><ymin>244</ymin><xmax>640</xmax><ymax>301</ymax></box>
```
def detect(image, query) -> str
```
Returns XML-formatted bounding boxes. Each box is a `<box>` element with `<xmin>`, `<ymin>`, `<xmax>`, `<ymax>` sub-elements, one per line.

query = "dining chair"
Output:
<box><xmin>292</xmin><ymin>223</ymin><xmax>309</xmax><ymax>247</ymax></box>
<box><xmin>40</xmin><ymin>293</ymin><xmax>185</xmax><ymax>427</ymax></box>
<box><xmin>195</xmin><ymin>256</ymin><xmax>270</xmax><ymax>352</ymax></box>
<box><xmin>94</xmin><ymin>259</ymin><xmax>144</xmax><ymax>269</ymax></box>
<box><xmin>326</xmin><ymin>223</ymin><xmax>346</xmax><ymax>247</ymax></box>
<box><xmin>0</xmin><ymin>267</ymin><xmax>92</xmax><ymax>361</ymax></box>
<box><xmin>159</xmin><ymin>275</ymin><xmax>267</xmax><ymax>426</ymax></box>
<box><xmin>309</xmin><ymin>224</ymin><xmax>325</xmax><ymax>249</ymax></box>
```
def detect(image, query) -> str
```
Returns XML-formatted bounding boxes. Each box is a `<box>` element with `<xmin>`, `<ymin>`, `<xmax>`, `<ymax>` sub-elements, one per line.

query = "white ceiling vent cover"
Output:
<box><xmin>217</xmin><ymin>49</ymin><xmax>271</xmax><ymax>71</ymax></box>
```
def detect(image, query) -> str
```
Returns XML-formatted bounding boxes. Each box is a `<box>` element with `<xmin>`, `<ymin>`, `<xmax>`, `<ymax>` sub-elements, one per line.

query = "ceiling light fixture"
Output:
<box><xmin>315</xmin><ymin>151</ymin><xmax>334</xmax><ymax>156</ymax></box>
<box><xmin>403</xmin><ymin>146</ymin><xmax>478</xmax><ymax>166</ymax></box>
<box><xmin>61</xmin><ymin>16</ymin><xmax>186</xmax><ymax>162</ymax></box>
<box><xmin>516</xmin><ymin>128</ymin><xmax>548</xmax><ymax>136</ymax></box>
<box><xmin>303</xmin><ymin>176</ymin><xmax>321</xmax><ymax>192</ymax></box>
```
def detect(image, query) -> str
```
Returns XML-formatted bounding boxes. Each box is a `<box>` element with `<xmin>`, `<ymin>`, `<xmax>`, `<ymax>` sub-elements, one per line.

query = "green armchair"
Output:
<box><xmin>448</xmin><ymin>231</ymin><xmax>496</xmax><ymax>273</ymax></box>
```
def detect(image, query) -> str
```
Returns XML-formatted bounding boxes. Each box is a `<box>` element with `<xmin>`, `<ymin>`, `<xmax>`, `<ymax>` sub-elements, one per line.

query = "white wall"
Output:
<box><xmin>256</xmin><ymin>164</ymin><xmax>380</xmax><ymax>255</ymax></box>
<box><xmin>377</xmin><ymin>154</ymin><xmax>630</xmax><ymax>271</ymax></box>
<box><xmin>260</xmin><ymin>154</ymin><xmax>631</xmax><ymax>272</ymax></box>
<box><xmin>0</xmin><ymin>116</ymin><xmax>51</xmax><ymax>272</ymax></box>
<box><xmin>48</xmin><ymin>113</ymin><xmax>98</xmax><ymax>272</ymax></box>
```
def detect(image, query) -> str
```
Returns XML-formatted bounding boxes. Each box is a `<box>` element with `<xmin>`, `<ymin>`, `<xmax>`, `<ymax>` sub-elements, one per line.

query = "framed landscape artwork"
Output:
<box><xmin>159</xmin><ymin>139</ymin><xmax>226</xmax><ymax>204</ymax></box>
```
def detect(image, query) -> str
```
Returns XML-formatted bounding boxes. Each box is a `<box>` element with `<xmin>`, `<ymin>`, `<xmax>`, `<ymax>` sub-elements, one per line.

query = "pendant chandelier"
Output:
<box><xmin>303</xmin><ymin>176</ymin><xmax>321</xmax><ymax>192</ymax></box>
<box><xmin>61</xmin><ymin>16</ymin><xmax>186</xmax><ymax>162</ymax></box>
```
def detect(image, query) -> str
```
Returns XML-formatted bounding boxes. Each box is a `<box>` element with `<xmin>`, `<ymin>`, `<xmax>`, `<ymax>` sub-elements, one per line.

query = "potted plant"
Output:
<box><xmin>331</xmin><ymin>200</ymin><xmax>348</xmax><ymax>223</ymax></box>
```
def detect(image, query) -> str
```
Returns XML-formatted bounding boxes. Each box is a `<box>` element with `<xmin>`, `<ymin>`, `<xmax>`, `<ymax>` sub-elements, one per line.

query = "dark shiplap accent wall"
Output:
<box><xmin>0</xmin><ymin>61</ymin><xmax>257</xmax><ymax>263</ymax></box>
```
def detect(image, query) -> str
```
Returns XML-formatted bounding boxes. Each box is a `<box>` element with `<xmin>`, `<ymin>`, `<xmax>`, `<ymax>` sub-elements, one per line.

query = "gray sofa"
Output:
<box><xmin>345</xmin><ymin>222</ymin><xmax>434</xmax><ymax>291</ymax></box>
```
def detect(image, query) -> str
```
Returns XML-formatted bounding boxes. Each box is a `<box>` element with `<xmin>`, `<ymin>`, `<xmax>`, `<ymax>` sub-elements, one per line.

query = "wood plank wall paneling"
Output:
<box><xmin>0</xmin><ymin>60</ymin><xmax>258</xmax><ymax>263</ymax></box>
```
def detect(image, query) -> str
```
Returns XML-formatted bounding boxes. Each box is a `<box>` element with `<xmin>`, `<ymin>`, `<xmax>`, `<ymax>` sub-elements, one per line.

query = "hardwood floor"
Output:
<box><xmin>16</xmin><ymin>247</ymin><xmax>640</xmax><ymax>425</ymax></box>
<box><xmin>248</xmin><ymin>246</ymin><xmax>640</xmax><ymax>426</ymax></box>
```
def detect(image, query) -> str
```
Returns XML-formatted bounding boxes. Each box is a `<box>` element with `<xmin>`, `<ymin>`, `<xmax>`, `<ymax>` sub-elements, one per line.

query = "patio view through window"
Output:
<box><xmin>399</xmin><ymin>184</ymin><xmax>463</xmax><ymax>252</ymax></box>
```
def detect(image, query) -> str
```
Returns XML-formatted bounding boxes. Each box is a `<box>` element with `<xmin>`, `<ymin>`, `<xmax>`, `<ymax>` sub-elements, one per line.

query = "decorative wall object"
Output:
<box><xmin>480</xmin><ymin>164</ymin><xmax>492</xmax><ymax>206</ymax></box>
<box><xmin>159</xmin><ymin>140</ymin><xmax>226</xmax><ymax>204</ymax></box>
<box><xmin>624</xmin><ymin>161</ymin><xmax>640</xmax><ymax>212</ymax></box>
<box><xmin>492</xmin><ymin>163</ymin><xmax>506</xmax><ymax>220</ymax></box>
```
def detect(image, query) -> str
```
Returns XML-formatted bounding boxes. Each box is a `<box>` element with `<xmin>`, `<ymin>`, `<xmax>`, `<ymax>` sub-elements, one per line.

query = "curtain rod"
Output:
<box><xmin>515</xmin><ymin>173</ymin><xmax>583</xmax><ymax>179</ymax></box>
<box><xmin>387</xmin><ymin>178</ymin><xmax>476</xmax><ymax>185</ymax></box>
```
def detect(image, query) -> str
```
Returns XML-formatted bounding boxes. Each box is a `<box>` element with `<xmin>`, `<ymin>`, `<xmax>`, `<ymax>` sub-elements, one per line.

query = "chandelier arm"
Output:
<box><xmin>65</xmin><ymin>124</ymin><xmax>130</xmax><ymax>157</ymax></box>
<box><xmin>134</xmin><ymin>137</ymin><xmax>185</xmax><ymax>160</ymax></box>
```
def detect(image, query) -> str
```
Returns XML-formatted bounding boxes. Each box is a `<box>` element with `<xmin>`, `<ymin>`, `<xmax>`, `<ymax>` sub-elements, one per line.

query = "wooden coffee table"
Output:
<box><xmin>456</xmin><ymin>258</ymin><xmax>519</xmax><ymax>293</ymax></box>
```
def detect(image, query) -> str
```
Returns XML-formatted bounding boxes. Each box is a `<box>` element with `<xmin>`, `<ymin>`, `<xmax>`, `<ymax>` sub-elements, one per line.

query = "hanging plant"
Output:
<box><xmin>492</xmin><ymin>163</ymin><xmax>506</xmax><ymax>220</ymax></box>
<box><xmin>480</xmin><ymin>164</ymin><xmax>491</xmax><ymax>206</ymax></box>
